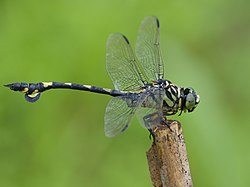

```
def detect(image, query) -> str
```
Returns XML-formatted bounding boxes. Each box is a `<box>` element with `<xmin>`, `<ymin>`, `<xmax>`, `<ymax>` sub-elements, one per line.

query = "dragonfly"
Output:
<box><xmin>5</xmin><ymin>16</ymin><xmax>200</xmax><ymax>138</ymax></box>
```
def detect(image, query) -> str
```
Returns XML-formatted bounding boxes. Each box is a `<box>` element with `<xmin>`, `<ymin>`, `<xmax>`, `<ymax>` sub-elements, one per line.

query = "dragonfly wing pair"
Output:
<box><xmin>105</xmin><ymin>16</ymin><xmax>165</xmax><ymax>137</ymax></box>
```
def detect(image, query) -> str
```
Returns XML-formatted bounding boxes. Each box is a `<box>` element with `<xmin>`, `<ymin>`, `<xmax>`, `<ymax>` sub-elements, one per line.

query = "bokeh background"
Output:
<box><xmin>1</xmin><ymin>0</ymin><xmax>249</xmax><ymax>186</ymax></box>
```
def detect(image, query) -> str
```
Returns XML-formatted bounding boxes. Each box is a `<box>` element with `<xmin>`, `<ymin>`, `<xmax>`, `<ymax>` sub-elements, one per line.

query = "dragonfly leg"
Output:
<box><xmin>148</xmin><ymin>129</ymin><xmax>156</xmax><ymax>144</ymax></box>
<box><xmin>160</xmin><ymin>116</ymin><xmax>170</xmax><ymax>128</ymax></box>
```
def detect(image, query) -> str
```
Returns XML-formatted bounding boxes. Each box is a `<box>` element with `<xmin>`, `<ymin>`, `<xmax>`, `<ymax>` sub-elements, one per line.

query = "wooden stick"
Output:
<box><xmin>146</xmin><ymin>120</ymin><xmax>193</xmax><ymax>187</ymax></box>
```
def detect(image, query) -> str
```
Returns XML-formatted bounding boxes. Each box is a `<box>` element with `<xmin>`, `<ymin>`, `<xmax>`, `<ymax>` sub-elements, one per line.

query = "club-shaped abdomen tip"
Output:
<box><xmin>24</xmin><ymin>93</ymin><xmax>41</xmax><ymax>103</ymax></box>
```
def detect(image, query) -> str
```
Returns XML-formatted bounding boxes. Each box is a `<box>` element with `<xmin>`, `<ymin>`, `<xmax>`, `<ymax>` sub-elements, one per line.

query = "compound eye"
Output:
<box><xmin>185</xmin><ymin>93</ymin><xmax>196</xmax><ymax>110</ymax></box>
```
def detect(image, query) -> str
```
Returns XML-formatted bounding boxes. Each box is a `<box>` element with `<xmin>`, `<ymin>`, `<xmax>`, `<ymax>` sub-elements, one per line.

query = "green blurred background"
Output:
<box><xmin>1</xmin><ymin>0</ymin><xmax>249</xmax><ymax>186</ymax></box>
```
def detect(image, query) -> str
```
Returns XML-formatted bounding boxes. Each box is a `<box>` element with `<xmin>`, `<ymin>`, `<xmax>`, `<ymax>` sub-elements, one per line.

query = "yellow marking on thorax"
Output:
<box><xmin>177</xmin><ymin>88</ymin><xmax>181</xmax><ymax>98</ymax></box>
<box><xmin>169</xmin><ymin>87</ymin><xmax>177</xmax><ymax>101</ymax></box>
<box><xmin>178</xmin><ymin>98</ymin><xmax>182</xmax><ymax>108</ymax></box>
<box><xmin>164</xmin><ymin>94</ymin><xmax>174</xmax><ymax>107</ymax></box>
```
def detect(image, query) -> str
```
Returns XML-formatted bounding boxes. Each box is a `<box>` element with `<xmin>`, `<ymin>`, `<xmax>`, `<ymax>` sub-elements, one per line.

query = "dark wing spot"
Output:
<box><xmin>156</xmin><ymin>17</ymin><xmax>160</xmax><ymax>28</ymax></box>
<box><xmin>122</xmin><ymin>35</ymin><xmax>130</xmax><ymax>44</ymax></box>
<box><xmin>121</xmin><ymin>123</ymin><xmax>129</xmax><ymax>133</ymax></box>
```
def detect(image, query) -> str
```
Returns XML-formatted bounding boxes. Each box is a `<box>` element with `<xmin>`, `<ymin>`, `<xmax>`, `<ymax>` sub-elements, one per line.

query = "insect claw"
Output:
<box><xmin>148</xmin><ymin>129</ymin><xmax>156</xmax><ymax>144</ymax></box>
<box><xmin>160</xmin><ymin>117</ymin><xmax>171</xmax><ymax>129</ymax></box>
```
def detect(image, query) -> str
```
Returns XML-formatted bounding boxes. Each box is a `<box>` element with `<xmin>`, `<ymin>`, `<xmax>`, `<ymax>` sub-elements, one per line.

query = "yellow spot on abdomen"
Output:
<box><xmin>64</xmin><ymin>83</ymin><xmax>72</xmax><ymax>86</ymax></box>
<box><xmin>32</xmin><ymin>89</ymin><xmax>39</xmax><ymax>94</ymax></box>
<box><xmin>21</xmin><ymin>88</ymin><xmax>29</xmax><ymax>93</ymax></box>
<box><xmin>28</xmin><ymin>93</ymin><xmax>39</xmax><ymax>98</ymax></box>
<box><xmin>43</xmin><ymin>82</ymin><xmax>53</xmax><ymax>88</ymax></box>
<box><xmin>83</xmin><ymin>85</ymin><xmax>91</xmax><ymax>89</ymax></box>
<box><xmin>102</xmin><ymin>88</ymin><xmax>112</xmax><ymax>92</ymax></box>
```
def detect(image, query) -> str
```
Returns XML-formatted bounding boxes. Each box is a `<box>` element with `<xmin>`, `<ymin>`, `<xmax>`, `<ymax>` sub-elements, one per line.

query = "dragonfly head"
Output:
<box><xmin>181</xmin><ymin>87</ymin><xmax>200</xmax><ymax>113</ymax></box>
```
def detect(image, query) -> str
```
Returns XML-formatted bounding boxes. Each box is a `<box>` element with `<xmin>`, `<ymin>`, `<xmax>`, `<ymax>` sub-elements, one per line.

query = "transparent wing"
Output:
<box><xmin>135</xmin><ymin>16</ymin><xmax>164</xmax><ymax>81</ymax></box>
<box><xmin>104</xmin><ymin>93</ymin><xmax>147</xmax><ymax>137</ymax></box>
<box><xmin>136</xmin><ymin>107</ymin><xmax>161</xmax><ymax>129</ymax></box>
<box><xmin>106</xmin><ymin>33</ymin><xmax>148</xmax><ymax>91</ymax></box>
<box><xmin>136</xmin><ymin>87</ymin><xmax>165</xmax><ymax>129</ymax></box>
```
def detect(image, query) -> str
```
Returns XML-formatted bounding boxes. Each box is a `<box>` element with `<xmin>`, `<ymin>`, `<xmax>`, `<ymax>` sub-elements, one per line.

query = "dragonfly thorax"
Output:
<box><xmin>161</xmin><ymin>80</ymin><xmax>200</xmax><ymax>116</ymax></box>
<box><xmin>161</xmin><ymin>80</ymin><xmax>181</xmax><ymax>115</ymax></box>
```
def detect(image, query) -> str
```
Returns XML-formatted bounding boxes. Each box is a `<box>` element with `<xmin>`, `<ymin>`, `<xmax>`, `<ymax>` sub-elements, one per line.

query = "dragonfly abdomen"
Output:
<box><xmin>5</xmin><ymin>82</ymin><xmax>124</xmax><ymax>103</ymax></box>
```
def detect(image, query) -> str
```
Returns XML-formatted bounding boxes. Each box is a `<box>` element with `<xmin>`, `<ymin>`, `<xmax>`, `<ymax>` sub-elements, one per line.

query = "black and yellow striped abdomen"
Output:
<box><xmin>5</xmin><ymin>82</ymin><xmax>125</xmax><ymax>102</ymax></box>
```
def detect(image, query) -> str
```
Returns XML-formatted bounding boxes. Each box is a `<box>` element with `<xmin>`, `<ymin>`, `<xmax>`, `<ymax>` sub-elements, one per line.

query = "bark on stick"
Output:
<box><xmin>146</xmin><ymin>120</ymin><xmax>193</xmax><ymax>187</ymax></box>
